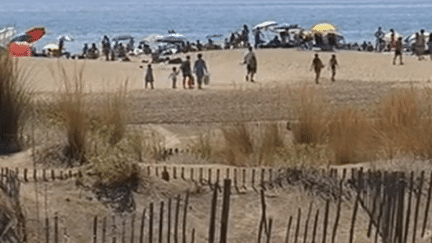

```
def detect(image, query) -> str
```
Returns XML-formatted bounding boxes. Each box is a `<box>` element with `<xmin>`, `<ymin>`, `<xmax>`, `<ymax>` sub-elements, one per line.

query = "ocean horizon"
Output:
<box><xmin>2</xmin><ymin>0</ymin><xmax>432</xmax><ymax>53</ymax></box>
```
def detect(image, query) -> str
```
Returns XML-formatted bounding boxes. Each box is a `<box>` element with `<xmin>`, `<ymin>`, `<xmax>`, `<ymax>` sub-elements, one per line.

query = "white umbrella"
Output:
<box><xmin>58</xmin><ymin>35</ymin><xmax>74</xmax><ymax>41</ymax></box>
<box><xmin>42</xmin><ymin>43</ymin><xmax>59</xmax><ymax>50</ymax></box>
<box><xmin>253</xmin><ymin>21</ymin><xmax>278</xmax><ymax>30</ymax></box>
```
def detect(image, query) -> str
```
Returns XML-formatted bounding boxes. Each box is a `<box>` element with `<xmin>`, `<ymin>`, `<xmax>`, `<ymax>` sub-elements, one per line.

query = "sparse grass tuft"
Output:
<box><xmin>0</xmin><ymin>53</ymin><xmax>31</xmax><ymax>154</ymax></box>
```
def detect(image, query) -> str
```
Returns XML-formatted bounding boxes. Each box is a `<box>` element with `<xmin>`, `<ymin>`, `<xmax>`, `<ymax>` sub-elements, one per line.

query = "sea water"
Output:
<box><xmin>2</xmin><ymin>0</ymin><xmax>432</xmax><ymax>54</ymax></box>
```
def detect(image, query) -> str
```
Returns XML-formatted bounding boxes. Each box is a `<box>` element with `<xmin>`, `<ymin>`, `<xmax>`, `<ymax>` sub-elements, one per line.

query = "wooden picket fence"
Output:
<box><xmin>3</xmin><ymin>165</ymin><xmax>432</xmax><ymax>242</ymax></box>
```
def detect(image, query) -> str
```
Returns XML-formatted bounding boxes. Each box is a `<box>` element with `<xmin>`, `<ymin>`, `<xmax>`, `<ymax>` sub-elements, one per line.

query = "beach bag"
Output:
<box><xmin>204</xmin><ymin>74</ymin><xmax>210</xmax><ymax>85</ymax></box>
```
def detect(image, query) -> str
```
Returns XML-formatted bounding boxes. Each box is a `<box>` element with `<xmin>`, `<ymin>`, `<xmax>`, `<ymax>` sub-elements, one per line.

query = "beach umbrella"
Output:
<box><xmin>8</xmin><ymin>42</ymin><xmax>32</xmax><ymax>57</ymax></box>
<box><xmin>311</xmin><ymin>23</ymin><xmax>336</xmax><ymax>33</ymax></box>
<box><xmin>58</xmin><ymin>35</ymin><xmax>74</xmax><ymax>41</ymax></box>
<box><xmin>25</xmin><ymin>27</ymin><xmax>46</xmax><ymax>43</ymax></box>
<box><xmin>10</xmin><ymin>27</ymin><xmax>46</xmax><ymax>44</ymax></box>
<box><xmin>10</xmin><ymin>33</ymin><xmax>30</xmax><ymax>43</ymax></box>
<box><xmin>42</xmin><ymin>43</ymin><xmax>59</xmax><ymax>51</ymax></box>
<box><xmin>253</xmin><ymin>21</ymin><xmax>278</xmax><ymax>30</ymax></box>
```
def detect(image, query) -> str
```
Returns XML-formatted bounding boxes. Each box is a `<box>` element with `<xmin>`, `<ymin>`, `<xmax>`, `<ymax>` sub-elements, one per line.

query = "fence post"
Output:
<box><xmin>412</xmin><ymin>171</ymin><xmax>425</xmax><ymax>243</ymax></box>
<box><xmin>422</xmin><ymin>171</ymin><xmax>432</xmax><ymax>237</ymax></box>
<box><xmin>199</xmin><ymin>168</ymin><xmax>203</xmax><ymax>184</ymax></box>
<box><xmin>131</xmin><ymin>212</ymin><xmax>135</xmax><ymax>243</ymax></box>
<box><xmin>139</xmin><ymin>209</ymin><xmax>146</xmax><ymax>243</ymax></box>
<box><xmin>219</xmin><ymin>179</ymin><xmax>231</xmax><ymax>243</ymax></box>
<box><xmin>121</xmin><ymin>217</ymin><xmax>126</xmax><ymax>243</ymax></box>
<box><xmin>149</xmin><ymin>203</ymin><xmax>154</xmax><ymax>243</ymax></box>
<box><xmin>209</xmin><ymin>186</ymin><xmax>218</xmax><ymax>243</ymax></box>
<box><xmin>93</xmin><ymin>215</ymin><xmax>98</xmax><ymax>243</ymax></box>
<box><xmin>182</xmin><ymin>192</ymin><xmax>190</xmax><ymax>243</ymax></box>
<box><xmin>294</xmin><ymin>208</ymin><xmax>301</xmax><ymax>243</ymax></box>
<box><xmin>252</xmin><ymin>169</ymin><xmax>256</xmax><ymax>190</ymax></box>
<box><xmin>112</xmin><ymin>214</ymin><xmax>117</xmax><ymax>243</ymax></box>
<box><xmin>322</xmin><ymin>200</ymin><xmax>330</xmax><ymax>243</ymax></box>
<box><xmin>311</xmin><ymin>209</ymin><xmax>320</xmax><ymax>243</ymax></box>
<box><xmin>159</xmin><ymin>201</ymin><xmax>164</xmax><ymax>243</ymax></box>
<box><xmin>174</xmin><ymin>195</ymin><xmax>181</xmax><ymax>243</ymax></box>
<box><xmin>331</xmin><ymin>179</ymin><xmax>343</xmax><ymax>243</ymax></box>
<box><xmin>349</xmin><ymin>193</ymin><xmax>360</xmax><ymax>243</ymax></box>
<box><xmin>54</xmin><ymin>212</ymin><xmax>59</xmax><ymax>243</ymax></box>
<box><xmin>46</xmin><ymin>216</ymin><xmax>49</xmax><ymax>243</ymax></box>
<box><xmin>284</xmin><ymin>216</ymin><xmax>292</xmax><ymax>243</ymax></box>
<box><xmin>168</xmin><ymin>198</ymin><xmax>172</xmax><ymax>243</ymax></box>
<box><xmin>303</xmin><ymin>202</ymin><xmax>313</xmax><ymax>243</ymax></box>
<box><xmin>103</xmin><ymin>216</ymin><xmax>107</xmax><ymax>243</ymax></box>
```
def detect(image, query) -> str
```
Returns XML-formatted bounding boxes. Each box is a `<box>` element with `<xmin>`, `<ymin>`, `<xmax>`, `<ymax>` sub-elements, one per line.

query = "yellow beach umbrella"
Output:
<box><xmin>312</xmin><ymin>23</ymin><xmax>336</xmax><ymax>33</ymax></box>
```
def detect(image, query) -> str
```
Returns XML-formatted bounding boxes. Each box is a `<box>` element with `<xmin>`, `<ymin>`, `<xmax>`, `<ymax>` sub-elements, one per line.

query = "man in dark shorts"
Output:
<box><xmin>310</xmin><ymin>54</ymin><xmax>324</xmax><ymax>84</ymax></box>
<box><xmin>180</xmin><ymin>55</ymin><xmax>194</xmax><ymax>89</ymax></box>
<box><xmin>393</xmin><ymin>36</ymin><xmax>403</xmax><ymax>65</ymax></box>
<box><xmin>243</xmin><ymin>46</ymin><xmax>257</xmax><ymax>82</ymax></box>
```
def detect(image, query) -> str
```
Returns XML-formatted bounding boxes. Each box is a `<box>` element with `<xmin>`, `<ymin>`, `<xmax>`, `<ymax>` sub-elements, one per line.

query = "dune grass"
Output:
<box><xmin>0</xmin><ymin>53</ymin><xmax>31</xmax><ymax>154</ymax></box>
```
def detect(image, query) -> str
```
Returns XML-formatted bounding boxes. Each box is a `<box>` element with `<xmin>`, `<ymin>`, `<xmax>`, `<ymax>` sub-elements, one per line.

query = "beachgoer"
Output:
<box><xmin>253</xmin><ymin>28</ymin><xmax>264</xmax><ymax>49</ymax></box>
<box><xmin>328</xmin><ymin>54</ymin><xmax>339</xmax><ymax>82</ymax></box>
<box><xmin>168</xmin><ymin>67</ymin><xmax>180</xmax><ymax>89</ymax></box>
<box><xmin>180</xmin><ymin>55</ymin><xmax>194</xmax><ymax>89</ymax></box>
<box><xmin>193</xmin><ymin>53</ymin><xmax>208</xmax><ymax>89</ymax></box>
<box><xmin>393</xmin><ymin>36</ymin><xmax>403</xmax><ymax>65</ymax></box>
<box><xmin>418</xmin><ymin>29</ymin><xmax>426</xmax><ymax>60</ymax></box>
<box><xmin>242</xmin><ymin>25</ymin><xmax>249</xmax><ymax>48</ymax></box>
<box><xmin>374</xmin><ymin>27</ymin><xmax>384</xmax><ymax>51</ymax></box>
<box><xmin>389</xmin><ymin>29</ymin><xmax>395</xmax><ymax>50</ymax></box>
<box><xmin>361</xmin><ymin>41</ymin><xmax>368</xmax><ymax>51</ymax></box>
<box><xmin>196</xmin><ymin>40</ymin><xmax>202</xmax><ymax>51</ymax></box>
<box><xmin>310</xmin><ymin>54</ymin><xmax>324</xmax><ymax>84</ymax></box>
<box><xmin>102</xmin><ymin>35</ymin><xmax>111</xmax><ymax>61</ymax></box>
<box><xmin>144</xmin><ymin>64</ymin><xmax>154</xmax><ymax>89</ymax></box>
<box><xmin>429</xmin><ymin>33</ymin><xmax>432</xmax><ymax>61</ymax></box>
<box><xmin>118</xmin><ymin>43</ymin><xmax>126</xmax><ymax>58</ymax></box>
<box><xmin>82</xmin><ymin>43</ymin><xmax>88</xmax><ymax>57</ymax></box>
<box><xmin>58</xmin><ymin>38</ymin><xmax>64</xmax><ymax>57</ymax></box>
<box><xmin>88</xmin><ymin>43</ymin><xmax>99</xmax><ymax>59</ymax></box>
<box><xmin>243</xmin><ymin>46</ymin><xmax>257</xmax><ymax>82</ymax></box>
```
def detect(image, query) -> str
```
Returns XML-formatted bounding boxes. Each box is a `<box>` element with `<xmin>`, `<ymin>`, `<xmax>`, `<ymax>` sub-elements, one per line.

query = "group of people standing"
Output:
<box><xmin>374</xmin><ymin>27</ymin><xmax>432</xmax><ymax>62</ymax></box>
<box><xmin>143</xmin><ymin>53</ymin><xmax>209</xmax><ymax>90</ymax></box>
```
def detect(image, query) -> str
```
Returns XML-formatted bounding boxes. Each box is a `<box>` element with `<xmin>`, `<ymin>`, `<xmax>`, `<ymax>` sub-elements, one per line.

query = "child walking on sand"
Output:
<box><xmin>168</xmin><ymin>67</ymin><xmax>180</xmax><ymax>89</ymax></box>
<box><xmin>144</xmin><ymin>64</ymin><xmax>154</xmax><ymax>89</ymax></box>
<box><xmin>328</xmin><ymin>54</ymin><xmax>339</xmax><ymax>82</ymax></box>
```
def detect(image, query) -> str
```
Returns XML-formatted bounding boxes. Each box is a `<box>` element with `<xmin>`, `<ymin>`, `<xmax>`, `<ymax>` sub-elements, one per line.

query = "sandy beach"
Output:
<box><xmin>19</xmin><ymin>49</ymin><xmax>432</xmax><ymax>93</ymax></box>
<box><xmin>2</xmin><ymin>49</ymin><xmax>432</xmax><ymax>242</ymax></box>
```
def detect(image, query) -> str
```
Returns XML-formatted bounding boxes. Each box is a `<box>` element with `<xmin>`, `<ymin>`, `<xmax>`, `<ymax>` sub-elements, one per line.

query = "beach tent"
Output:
<box><xmin>253</xmin><ymin>21</ymin><xmax>278</xmax><ymax>31</ymax></box>
<box><xmin>404</xmin><ymin>32</ymin><xmax>431</xmax><ymax>45</ymax></box>
<box><xmin>8</xmin><ymin>42</ymin><xmax>32</xmax><ymax>57</ymax></box>
<box><xmin>311</xmin><ymin>23</ymin><xmax>336</xmax><ymax>33</ymax></box>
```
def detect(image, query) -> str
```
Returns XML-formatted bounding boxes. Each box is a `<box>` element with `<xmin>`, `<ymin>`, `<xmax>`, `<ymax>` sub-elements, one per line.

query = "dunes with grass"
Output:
<box><xmin>1</xmin><ymin>48</ymin><xmax>432</xmax><ymax>241</ymax></box>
